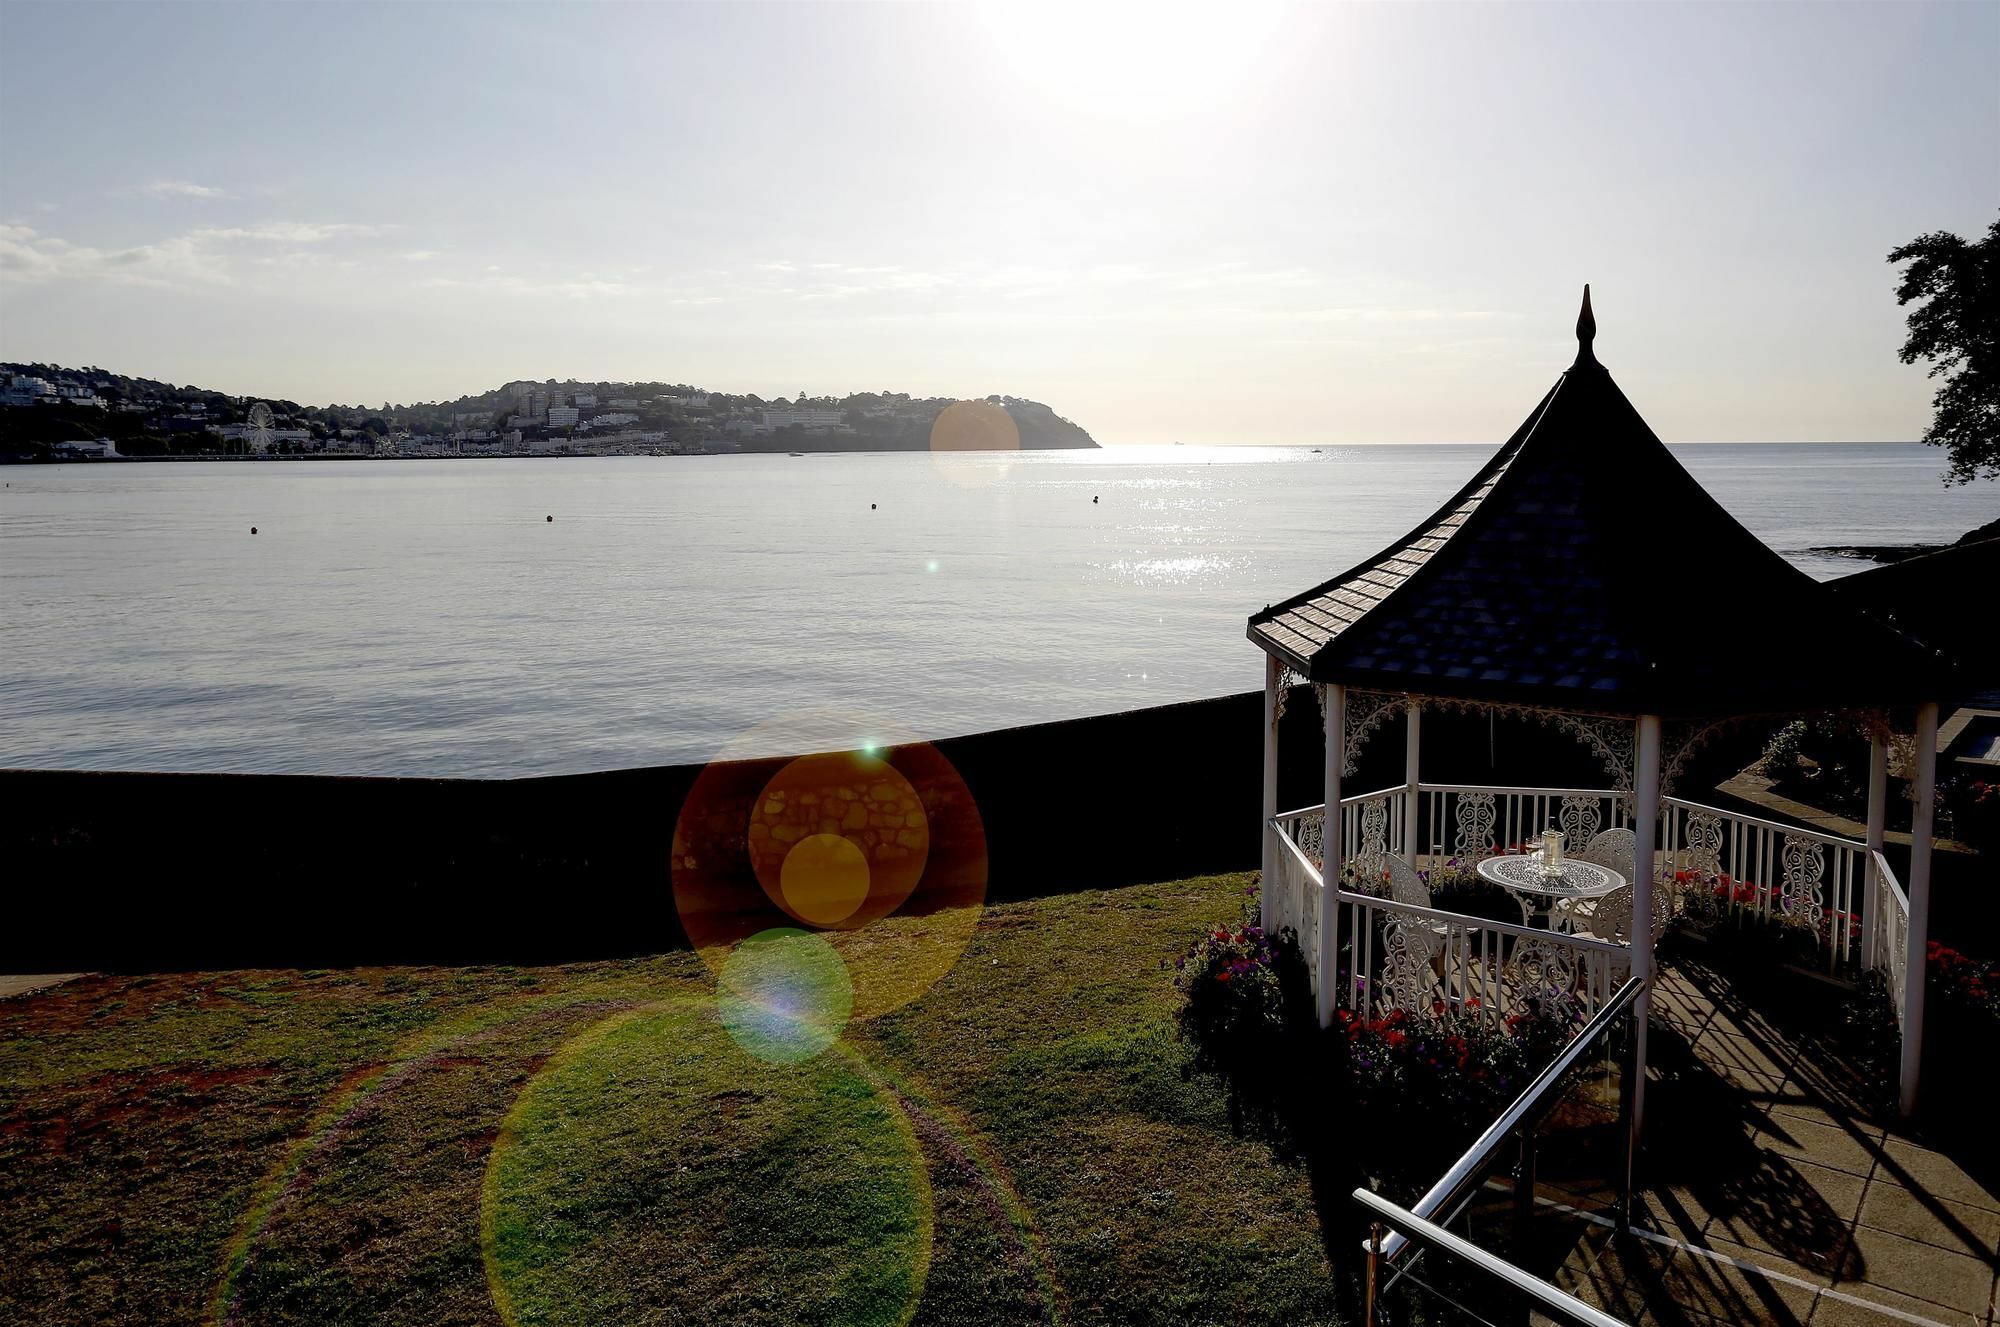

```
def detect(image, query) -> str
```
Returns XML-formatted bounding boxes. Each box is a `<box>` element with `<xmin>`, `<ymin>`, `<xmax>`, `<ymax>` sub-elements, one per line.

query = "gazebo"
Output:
<box><xmin>1248</xmin><ymin>288</ymin><xmax>1953</xmax><ymax>1127</ymax></box>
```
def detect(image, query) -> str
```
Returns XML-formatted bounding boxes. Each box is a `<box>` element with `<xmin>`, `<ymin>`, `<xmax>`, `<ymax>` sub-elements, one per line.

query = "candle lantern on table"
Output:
<box><xmin>1541</xmin><ymin>828</ymin><xmax>1565</xmax><ymax>877</ymax></box>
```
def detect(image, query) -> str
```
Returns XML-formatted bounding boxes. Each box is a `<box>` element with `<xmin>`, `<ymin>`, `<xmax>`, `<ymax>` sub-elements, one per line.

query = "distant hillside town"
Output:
<box><xmin>0</xmin><ymin>365</ymin><xmax>1098</xmax><ymax>461</ymax></box>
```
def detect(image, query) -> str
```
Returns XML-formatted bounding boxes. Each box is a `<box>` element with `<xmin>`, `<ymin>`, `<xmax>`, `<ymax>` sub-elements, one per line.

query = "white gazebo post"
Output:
<box><xmin>1861</xmin><ymin>726</ymin><xmax>1888</xmax><ymax>968</ymax></box>
<box><xmin>1900</xmin><ymin>701</ymin><xmax>1940</xmax><ymax>1118</ymax></box>
<box><xmin>1629</xmin><ymin>714</ymin><xmax>1663</xmax><ymax>1135</ymax></box>
<box><xmin>1319</xmin><ymin>683</ymin><xmax>1347</xmax><ymax>1028</ymax></box>
<box><xmin>1404</xmin><ymin>698</ymin><xmax>1422</xmax><ymax>859</ymax></box>
<box><xmin>1261</xmin><ymin>655</ymin><xmax>1281</xmax><ymax>931</ymax></box>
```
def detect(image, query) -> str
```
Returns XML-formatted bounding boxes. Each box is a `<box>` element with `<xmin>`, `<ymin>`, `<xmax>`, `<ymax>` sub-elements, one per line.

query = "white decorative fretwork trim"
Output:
<box><xmin>1341</xmin><ymin>689</ymin><xmax>1407</xmax><ymax>777</ymax></box>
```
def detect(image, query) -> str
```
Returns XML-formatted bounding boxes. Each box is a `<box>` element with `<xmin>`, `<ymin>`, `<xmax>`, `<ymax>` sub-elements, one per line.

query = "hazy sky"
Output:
<box><xmin>2</xmin><ymin>2</ymin><xmax>1995</xmax><ymax>444</ymax></box>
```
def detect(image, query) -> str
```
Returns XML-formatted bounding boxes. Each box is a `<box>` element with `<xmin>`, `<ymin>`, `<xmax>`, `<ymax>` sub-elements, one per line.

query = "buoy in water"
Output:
<box><xmin>250</xmin><ymin>527</ymin><xmax>258</xmax><ymax>535</ymax></box>
<box><xmin>870</xmin><ymin>503</ymin><xmax>877</xmax><ymax>510</ymax></box>
<box><xmin>1092</xmin><ymin>495</ymin><xmax>1099</xmax><ymax>504</ymax></box>
<box><xmin>546</xmin><ymin>515</ymin><xmax>553</xmax><ymax>522</ymax></box>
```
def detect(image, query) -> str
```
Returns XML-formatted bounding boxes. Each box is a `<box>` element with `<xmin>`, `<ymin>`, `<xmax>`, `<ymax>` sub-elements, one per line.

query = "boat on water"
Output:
<box><xmin>789</xmin><ymin>451</ymin><xmax>805</xmax><ymax>457</ymax></box>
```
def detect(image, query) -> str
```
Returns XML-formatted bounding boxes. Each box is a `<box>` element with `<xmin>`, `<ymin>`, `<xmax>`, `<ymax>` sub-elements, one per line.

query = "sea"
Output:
<box><xmin>1</xmin><ymin>443</ymin><xmax>1990</xmax><ymax>778</ymax></box>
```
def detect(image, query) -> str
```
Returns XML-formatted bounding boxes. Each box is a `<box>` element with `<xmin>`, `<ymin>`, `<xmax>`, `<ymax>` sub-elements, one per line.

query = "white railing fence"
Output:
<box><xmin>1416</xmin><ymin>784</ymin><xmax>1631</xmax><ymax>867</ymax></box>
<box><xmin>1330</xmin><ymin>889</ymin><xmax>1625</xmax><ymax>1029</ymax></box>
<box><xmin>1272</xmin><ymin>784</ymin><xmax>1914</xmax><ymax>1025</ymax></box>
<box><xmin>1267</xmin><ymin>812</ymin><xmax>1323</xmax><ymax>966</ymax></box>
<box><xmin>1660</xmin><ymin>796</ymin><xmax>1870</xmax><ymax>973</ymax></box>
<box><xmin>1865</xmin><ymin>849</ymin><xmax>1912</xmax><ymax>1028</ymax></box>
<box><xmin>1266</xmin><ymin>815</ymin><xmax>1622</xmax><ymax>1028</ymax></box>
<box><xmin>1274</xmin><ymin>784</ymin><xmax>1407</xmax><ymax>879</ymax></box>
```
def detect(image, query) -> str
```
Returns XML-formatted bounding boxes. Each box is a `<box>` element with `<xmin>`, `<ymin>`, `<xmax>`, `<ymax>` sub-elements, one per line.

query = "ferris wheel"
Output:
<box><xmin>245</xmin><ymin>402</ymin><xmax>275</xmax><ymax>453</ymax></box>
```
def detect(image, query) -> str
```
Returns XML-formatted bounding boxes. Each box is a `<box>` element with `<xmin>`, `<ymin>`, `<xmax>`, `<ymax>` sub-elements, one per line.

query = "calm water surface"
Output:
<box><xmin>2</xmin><ymin>444</ymin><xmax>1989</xmax><ymax>776</ymax></box>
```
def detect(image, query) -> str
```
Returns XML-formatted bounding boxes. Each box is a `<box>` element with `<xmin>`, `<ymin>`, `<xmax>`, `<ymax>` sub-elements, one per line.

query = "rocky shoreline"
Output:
<box><xmin>1810</xmin><ymin>515</ymin><xmax>2000</xmax><ymax>565</ymax></box>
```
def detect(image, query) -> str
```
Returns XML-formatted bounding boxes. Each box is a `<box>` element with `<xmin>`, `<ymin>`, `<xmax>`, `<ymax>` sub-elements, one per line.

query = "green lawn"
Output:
<box><xmin>0</xmin><ymin>875</ymin><xmax>1345</xmax><ymax>1326</ymax></box>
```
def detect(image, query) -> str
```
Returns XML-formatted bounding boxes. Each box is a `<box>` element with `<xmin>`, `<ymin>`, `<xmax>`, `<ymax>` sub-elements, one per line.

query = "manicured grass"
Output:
<box><xmin>0</xmin><ymin>875</ymin><xmax>1344</xmax><ymax>1326</ymax></box>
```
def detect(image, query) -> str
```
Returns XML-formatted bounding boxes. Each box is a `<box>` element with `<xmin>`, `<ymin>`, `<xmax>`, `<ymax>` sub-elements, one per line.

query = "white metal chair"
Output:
<box><xmin>1559</xmin><ymin>827</ymin><xmax>1637</xmax><ymax>932</ymax></box>
<box><xmin>1385</xmin><ymin>853</ymin><xmax>1432</xmax><ymax>911</ymax></box>
<box><xmin>1597</xmin><ymin>882</ymin><xmax>1675</xmax><ymax>981</ymax></box>
<box><xmin>1379</xmin><ymin>853</ymin><xmax>1448</xmax><ymax>1011</ymax></box>
<box><xmin>1574</xmin><ymin>827</ymin><xmax>1636</xmax><ymax>879</ymax></box>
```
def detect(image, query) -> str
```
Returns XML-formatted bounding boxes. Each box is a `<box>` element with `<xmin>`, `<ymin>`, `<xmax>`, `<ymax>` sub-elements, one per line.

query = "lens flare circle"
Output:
<box><xmin>670</xmin><ymin>708</ymin><xmax>990</xmax><ymax>1023</ymax></box>
<box><xmin>928</xmin><ymin>398</ymin><xmax>1019</xmax><ymax>489</ymax></box>
<box><xmin>717</xmin><ymin>927</ymin><xmax>855</xmax><ymax>1063</ymax></box>
<box><xmin>780</xmin><ymin>832</ymin><xmax>872</xmax><ymax>925</ymax></box>
<box><xmin>481</xmin><ymin>1001</ymin><xmax>934</xmax><ymax>1327</ymax></box>
<box><xmin>749</xmin><ymin>751</ymin><xmax>929</xmax><ymax>928</ymax></box>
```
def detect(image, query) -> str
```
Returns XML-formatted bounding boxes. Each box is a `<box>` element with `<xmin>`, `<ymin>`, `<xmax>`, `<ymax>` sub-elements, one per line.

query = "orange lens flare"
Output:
<box><xmin>748</xmin><ymin>751</ymin><xmax>929</xmax><ymax>928</ymax></box>
<box><xmin>671</xmin><ymin>714</ymin><xmax>989</xmax><ymax>1024</ymax></box>
<box><xmin>928</xmin><ymin>399</ymin><xmax>1020</xmax><ymax>489</ymax></box>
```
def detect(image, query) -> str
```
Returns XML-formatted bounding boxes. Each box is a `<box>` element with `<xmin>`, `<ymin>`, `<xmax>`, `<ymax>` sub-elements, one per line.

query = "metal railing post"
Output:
<box><xmin>1515</xmin><ymin>1128</ymin><xmax>1538</xmax><ymax>1327</ymax></box>
<box><xmin>1364</xmin><ymin>1222</ymin><xmax>1383</xmax><ymax>1326</ymax></box>
<box><xmin>1617</xmin><ymin>995</ymin><xmax>1639</xmax><ymax>1235</ymax></box>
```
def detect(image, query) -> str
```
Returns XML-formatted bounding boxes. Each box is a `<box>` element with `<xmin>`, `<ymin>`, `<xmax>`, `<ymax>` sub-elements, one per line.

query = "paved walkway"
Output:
<box><xmin>1555</xmin><ymin>957</ymin><xmax>1998</xmax><ymax>1326</ymax></box>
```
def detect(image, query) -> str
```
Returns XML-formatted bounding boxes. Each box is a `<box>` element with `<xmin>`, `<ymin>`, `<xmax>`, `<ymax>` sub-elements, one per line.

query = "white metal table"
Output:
<box><xmin>1474</xmin><ymin>853</ymin><xmax>1626</xmax><ymax>930</ymax></box>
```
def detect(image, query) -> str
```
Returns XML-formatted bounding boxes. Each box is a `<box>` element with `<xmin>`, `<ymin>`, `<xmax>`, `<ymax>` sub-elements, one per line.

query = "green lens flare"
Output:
<box><xmin>718</xmin><ymin>928</ymin><xmax>855</xmax><ymax>1064</ymax></box>
<box><xmin>483</xmin><ymin>1002</ymin><xmax>932</xmax><ymax>1327</ymax></box>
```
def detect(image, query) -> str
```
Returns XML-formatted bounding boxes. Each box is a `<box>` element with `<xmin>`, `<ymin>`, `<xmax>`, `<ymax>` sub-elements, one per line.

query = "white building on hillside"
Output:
<box><xmin>759</xmin><ymin>408</ymin><xmax>846</xmax><ymax>432</ymax></box>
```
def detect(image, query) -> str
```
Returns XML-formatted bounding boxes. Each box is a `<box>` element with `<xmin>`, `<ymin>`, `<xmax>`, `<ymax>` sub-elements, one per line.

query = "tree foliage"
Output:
<box><xmin>1888</xmin><ymin>213</ymin><xmax>1999</xmax><ymax>485</ymax></box>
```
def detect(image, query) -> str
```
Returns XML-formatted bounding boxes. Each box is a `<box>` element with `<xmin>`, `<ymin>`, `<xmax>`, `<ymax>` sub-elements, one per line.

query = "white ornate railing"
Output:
<box><xmin>1330</xmin><ymin>888</ymin><xmax>1626</xmax><ymax>1028</ymax></box>
<box><xmin>1416</xmin><ymin>784</ymin><xmax>1631</xmax><ymax>866</ymax></box>
<box><xmin>1267</xmin><ymin>816</ymin><xmax>1323</xmax><ymax>974</ymax></box>
<box><xmin>1272</xmin><ymin>784</ymin><xmax>1909</xmax><ymax>999</ymax></box>
<box><xmin>1866</xmin><ymin>849</ymin><xmax>1911</xmax><ymax>1027</ymax></box>
<box><xmin>1272</xmin><ymin>783</ymin><xmax>1406</xmax><ymax>887</ymax></box>
<box><xmin>1266</xmin><ymin>814</ymin><xmax>1623</xmax><ymax>1026</ymax></box>
<box><xmin>1660</xmin><ymin>795</ymin><xmax>1870</xmax><ymax>972</ymax></box>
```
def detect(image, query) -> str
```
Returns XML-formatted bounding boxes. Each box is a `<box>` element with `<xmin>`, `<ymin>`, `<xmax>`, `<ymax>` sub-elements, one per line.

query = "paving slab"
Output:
<box><xmin>1553</xmin><ymin>956</ymin><xmax>1998</xmax><ymax>1326</ymax></box>
<box><xmin>1875</xmin><ymin>1138</ymin><xmax>2000</xmax><ymax>1215</ymax></box>
<box><xmin>1836</xmin><ymin>1224</ymin><xmax>1996</xmax><ymax>1318</ymax></box>
<box><xmin>1755</xmin><ymin>1115</ymin><xmax>1889</xmax><ymax>1180</ymax></box>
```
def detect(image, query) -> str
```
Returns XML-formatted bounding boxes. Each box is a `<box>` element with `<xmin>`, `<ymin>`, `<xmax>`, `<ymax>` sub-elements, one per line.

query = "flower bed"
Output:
<box><xmin>1837</xmin><ymin>941</ymin><xmax>2000</xmax><ymax>1121</ymax></box>
<box><xmin>1167</xmin><ymin>886</ymin><xmax>1289</xmax><ymax>1077</ymax></box>
<box><xmin>1665</xmin><ymin>868</ymin><xmax>1851</xmax><ymax>967</ymax></box>
<box><xmin>1927</xmin><ymin>941</ymin><xmax>2000</xmax><ymax>1022</ymax></box>
<box><xmin>1168</xmin><ymin>894</ymin><xmax>1588</xmax><ymax>1195</ymax></box>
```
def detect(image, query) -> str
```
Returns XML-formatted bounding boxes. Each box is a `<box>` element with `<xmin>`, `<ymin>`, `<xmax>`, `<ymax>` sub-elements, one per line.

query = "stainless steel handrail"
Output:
<box><xmin>1354</xmin><ymin>1188</ymin><xmax>1630</xmax><ymax>1327</ymax></box>
<box><xmin>1375</xmin><ymin>974</ymin><xmax>1646</xmax><ymax>1265</ymax></box>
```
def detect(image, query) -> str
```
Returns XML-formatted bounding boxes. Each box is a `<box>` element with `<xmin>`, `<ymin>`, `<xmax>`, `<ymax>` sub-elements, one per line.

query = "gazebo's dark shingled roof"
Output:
<box><xmin>1248</xmin><ymin>288</ymin><xmax>1952</xmax><ymax>719</ymax></box>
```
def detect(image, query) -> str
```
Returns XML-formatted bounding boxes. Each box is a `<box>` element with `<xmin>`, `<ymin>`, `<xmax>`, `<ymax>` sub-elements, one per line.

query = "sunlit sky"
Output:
<box><xmin>2</xmin><ymin>2</ymin><xmax>1995</xmax><ymax>444</ymax></box>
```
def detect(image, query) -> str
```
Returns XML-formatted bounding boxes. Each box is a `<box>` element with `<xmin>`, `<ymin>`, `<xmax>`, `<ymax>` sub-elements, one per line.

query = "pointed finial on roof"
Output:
<box><xmin>1573</xmin><ymin>283</ymin><xmax>1598</xmax><ymax>368</ymax></box>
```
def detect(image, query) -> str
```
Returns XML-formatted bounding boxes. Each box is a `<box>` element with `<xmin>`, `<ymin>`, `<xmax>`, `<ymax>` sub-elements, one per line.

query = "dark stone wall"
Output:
<box><xmin>0</xmin><ymin>690</ymin><xmax>1754</xmax><ymax>973</ymax></box>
